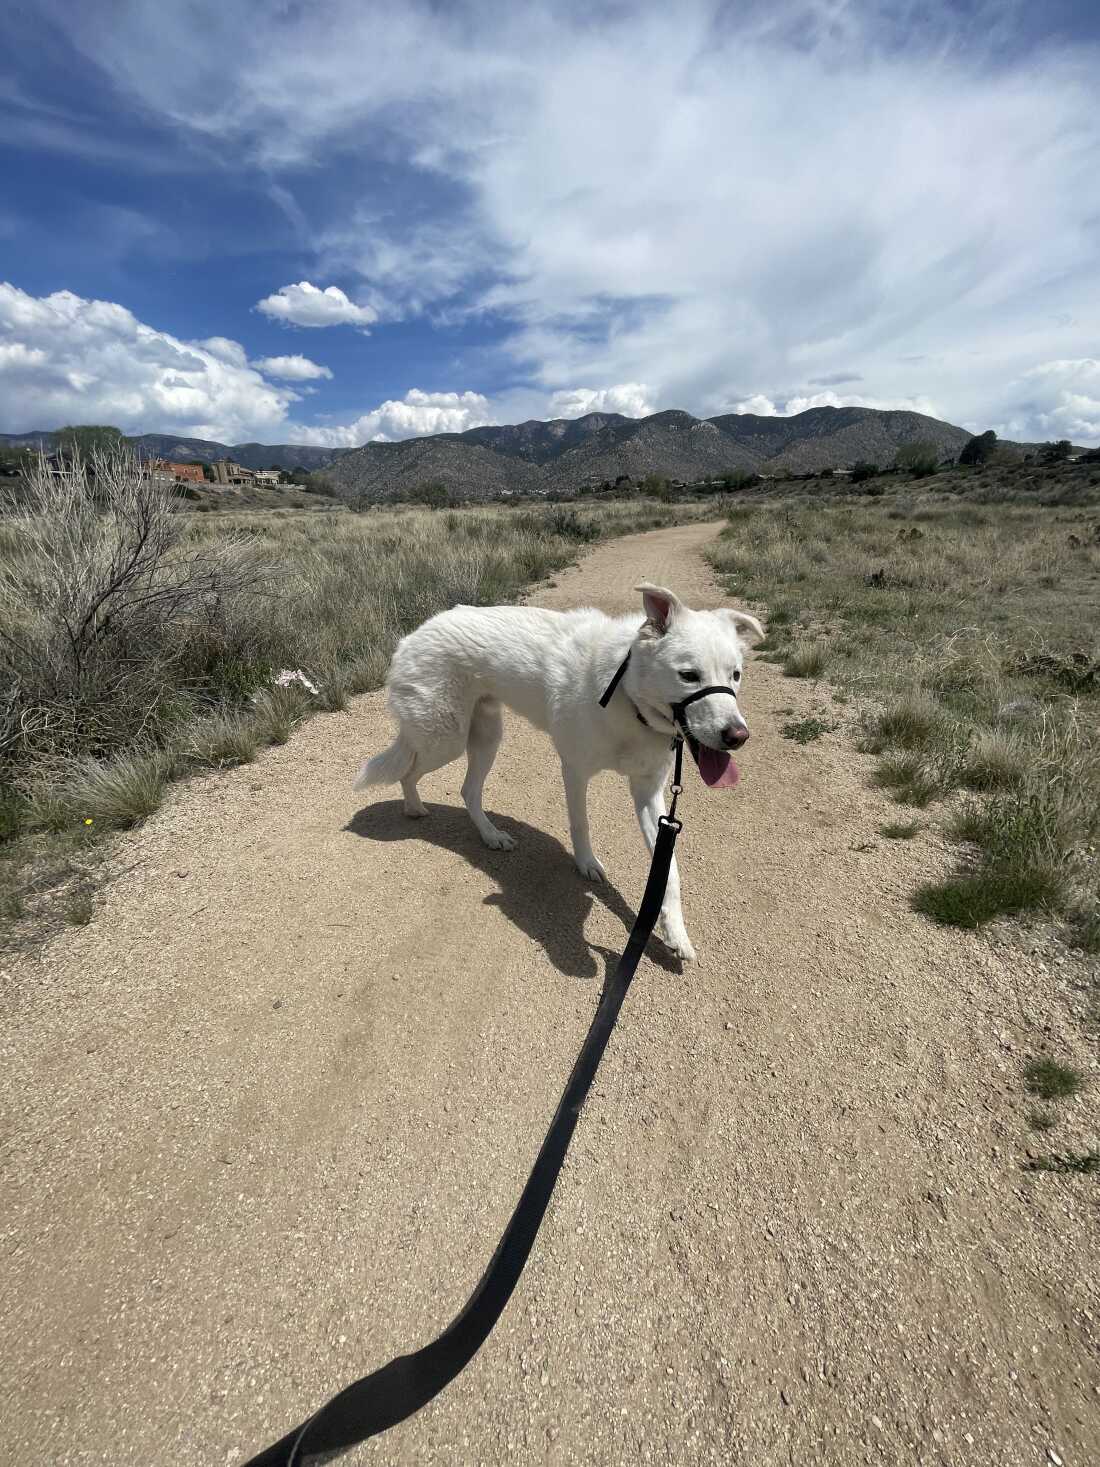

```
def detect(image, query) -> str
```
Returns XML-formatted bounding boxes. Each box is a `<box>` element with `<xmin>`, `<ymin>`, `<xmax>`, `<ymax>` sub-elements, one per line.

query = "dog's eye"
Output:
<box><xmin>679</xmin><ymin>669</ymin><xmax>701</xmax><ymax>683</ymax></box>
<box><xmin>733</xmin><ymin>669</ymin><xmax>741</xmax><ymax>683</ymax></box>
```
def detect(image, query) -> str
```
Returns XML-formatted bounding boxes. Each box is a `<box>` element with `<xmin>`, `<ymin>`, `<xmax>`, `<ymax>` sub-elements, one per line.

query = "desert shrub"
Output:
<box><xmin>959</xmin><ymin>431</ymin><xmax>997</xmax><ymax>466</ymax></box>
<box><xmin>872</xmin><ymin>751</ymin><xmax>943</xmax><ymax>807</ymax></box>
<box><xmin>1040</xmin><ymin>440</ymin><xmax>1072</xmax><ymax>464</ymax></box>
<box><xmin>895</xmin><ymin>440</ymin><xmax>940</xmax><ymax>478</ymax></box>
<box><xmin>405</xmin><ymin>480</ymin><xmax>450</xmax><ymax>510</ymax></box>
<box><xmin>23</xmin><ymin>748</ymin><xmax>174</xmax><ymax>832</ymax></box>
<box><xmin>187</xmin><ymin>712</ymin><xmax>259</xmax><ymax>768</ymax></box>
<box><xmin>782</xmin><ymin>642</ymin><xmax>829</xmax><ymax>678</ymax></box>
<box><xmin>541</xmin><ymin>508</ymin><xmax>602</xmax><ymax>543</ymax></box>
<box><xmin>861</xmin><ymin>692</ymin><xmax>946</xmax><ymax>753</ymax></box>
<box><xmin>0</xmin><ymin>449</ymin><xmax>274</xmax><ymax>772</ymax></box>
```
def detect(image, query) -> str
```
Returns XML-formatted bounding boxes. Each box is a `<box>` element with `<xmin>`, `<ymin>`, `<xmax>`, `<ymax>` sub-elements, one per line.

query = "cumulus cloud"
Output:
<box><xmin>1007</xmin><ymin>359</ymin><xmax>1100</xmax><ymax>442</ymax></box>
<box><xmin>288</xmin><ymin>388</ymin><xmax>495</xmax><ymax>447</ymax></box>
<box><xmin>728</xmin><ymin>394</ymin><xmax>781</xmax><ymax>417</ymax></box>
<box><xmin>198</xmin><ymin>336</ymin><xmax>248</xmax><ymax>367</ymax></box>
<box><xmin>253</xmin><ymin>353</ymin><xmax>333</xmax><ymax>381</ymax></box>
<box><xmin>725</xmin><ymin>389</ymin><xmax>941</xmax><ymax>418</ymax></box>
<box><xmin>0</xmin><ymin>341</ymin><xmax>48</xmax><ymax>371</ymax></box>
<box><xmin>548</xmin><ymin>383</ymin><xmax>656</xmax><ymax>419</ymax></box>
<box><xmin>255</xmin><ymin>280</ymin><xmax>376</xmax><ymax>330</ymax></box>
<box><xmin>0</xmin><ymin>282</ymin><xmax>296</xmax><ymax>441</ymax></box>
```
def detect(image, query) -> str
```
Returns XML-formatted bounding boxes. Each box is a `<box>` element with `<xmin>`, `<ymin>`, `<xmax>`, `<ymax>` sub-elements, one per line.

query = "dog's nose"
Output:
<box><xmin>722</xmin><ymin>723</ymin><xmax>749</xmax><ymax>749</ymax></box>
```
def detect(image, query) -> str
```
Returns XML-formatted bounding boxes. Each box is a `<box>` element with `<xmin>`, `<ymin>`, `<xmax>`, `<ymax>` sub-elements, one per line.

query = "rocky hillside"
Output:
<box><xmin>0</xmin><ymin>431</ymin><xmax>346</xmax><ymax>473</ymax></box>
<box><xmin>328</xmin><ymin>405</ymin><xmax>975</xmax><ymax>501</ymax></box>
<box><xmin>714</xmin><ymin>406</ymin><xmax>972</xmax><ymax>474</ymax></box>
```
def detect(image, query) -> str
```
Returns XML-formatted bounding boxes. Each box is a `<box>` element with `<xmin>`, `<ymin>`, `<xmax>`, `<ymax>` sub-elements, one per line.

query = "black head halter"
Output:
<box><xmin>598</xmin><ymin>651</ymin><xmax>739</xmax><ymax>739</ymax></box>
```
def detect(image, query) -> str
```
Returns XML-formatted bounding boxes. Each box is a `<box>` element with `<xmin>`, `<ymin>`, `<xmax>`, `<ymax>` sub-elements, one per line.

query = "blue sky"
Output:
<box><xmin>1</xmin><ymin>0</ymin><xmax>1098</xmax><ymax>446</ymax></box>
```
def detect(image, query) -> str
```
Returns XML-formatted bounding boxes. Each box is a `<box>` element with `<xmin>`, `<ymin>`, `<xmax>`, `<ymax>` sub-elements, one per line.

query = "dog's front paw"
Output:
<box><xmin>657</xmin><ymin>918</ymin><xmax>696</xmax><ymax>963</ymax></box>
<box><xmin>576</xmin><ymin>854</ymin><xmax>608</xmax><ymax>882</ymax></box>
<box><xmin>481</xmin><ymin>826</ymin><xmax>517</xmax><ymax>851</ymax></box>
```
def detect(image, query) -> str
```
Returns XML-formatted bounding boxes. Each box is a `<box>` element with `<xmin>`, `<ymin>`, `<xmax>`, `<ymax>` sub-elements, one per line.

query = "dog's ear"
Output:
<box><xmin>635</xmin><ymin>583</ymin><xmax>683</xmax><ymax>634</ymax></box>
<box><xmin>718</xmin><ymin>608</ymin><xmax>765</xmax><ymax>643</ymax></box>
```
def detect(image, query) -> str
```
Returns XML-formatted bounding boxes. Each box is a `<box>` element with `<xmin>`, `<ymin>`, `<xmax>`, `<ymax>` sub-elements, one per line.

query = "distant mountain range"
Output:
<box><xmin>327</xmin><ymin>405</ymin><xmax>975</xmax><ymax>499</ymax></box>
<box><xmin>2</xmin><ymin>405</ymin><xmax>996</xmax><ymax>499</ymax></box>
<box><xmin>0</xmin><ymin>431</ymin><xmax>344</xmax><ymax>472</ymax></box>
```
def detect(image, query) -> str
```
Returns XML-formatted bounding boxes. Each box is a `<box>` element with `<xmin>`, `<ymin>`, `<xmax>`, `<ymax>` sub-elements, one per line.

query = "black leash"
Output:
<box><xmin>243</xmin><ymin>742</ymin><xmax>685</xmax><ymax>1466</ymax></box>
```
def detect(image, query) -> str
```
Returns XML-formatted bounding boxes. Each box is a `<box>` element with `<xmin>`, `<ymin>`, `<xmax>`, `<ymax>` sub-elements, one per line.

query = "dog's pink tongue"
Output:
<box><xmin>697</xmin><ymin>745</ymin><xmax>740</xmax><ymax>788</ymax></box>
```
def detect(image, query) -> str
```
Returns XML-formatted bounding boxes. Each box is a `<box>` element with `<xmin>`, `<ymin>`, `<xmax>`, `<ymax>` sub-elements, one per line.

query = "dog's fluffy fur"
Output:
<box><xmin>355</xmin><ymin>584</ymin><xmax>762</xmax><ymax>960</ymax></box>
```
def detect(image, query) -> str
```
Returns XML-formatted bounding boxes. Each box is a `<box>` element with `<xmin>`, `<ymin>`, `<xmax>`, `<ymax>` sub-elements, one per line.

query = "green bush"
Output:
<box><xmin>895</xmin><ymin>440</ymin><xmax>940</xmax><ymax>478</ymax></box>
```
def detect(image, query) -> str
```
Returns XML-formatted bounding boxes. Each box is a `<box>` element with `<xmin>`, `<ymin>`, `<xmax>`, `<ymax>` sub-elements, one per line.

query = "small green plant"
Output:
<box><xmin>1</xmin><ymin>885</ymin><xmax>25</xmax><ymax>923</ymax></box>
<box><xmin>1023</xmin><ymin>1151</ymin><xmax>1100</xmax><ymax>1175</ymax></box>
<box><xmin>189</xmin><ymin>713</ymin><xmax>259</xmax><ymax>768</ymax></box>
<box><xmin>66</xmin><ymin>888</ymin><xmax>94</xmax><ymax>925</ymax></box>
<box><xmin>872</xmin><ymin>751</ymin><xmax>942</xmax><ymax>807</ymax></box>
<box><xmin>251</xmin><ymin>685</ymin><xmax>308</xmax><ymax>746</ymax></box>
<box><xmin>781</xmin><ymin>715</ymin><xmax>834</xmax><ymax>744</ymax></box>
<box><xmin>861</xmin><ymin>693</ymin><xmax>947</xmax><ymax>754</ymax></box>
<box><xmin>314</xmin><ymin>663</ymin><xmax>351</xmax><ymax>712</ymax></box>
<box><xmin>880</xmin><ymin>820</ymin><xmax>920</xmax><ymax>839</ymax></box>
<box><xmin>960</xmin><ymin>730</ymin><xmax>1027</xmax><ymax>792</ymax></box>
<box><xmin>1067</xmin><ymin>904</ymin><xmax>1100</xmax><ymax>954</ymax></box>
<box><xmin>913</xmin><ymin>868</ymin><xmax>1064</xmax><ymax>928</ymax></box>
<box><xmin>0</xmin><ymin>788</ymin><xmax>26</xmax><ymax>844</ymax></box>
<box><xmin>782</xmin><ymin>643</ymin><xmax>828</xmax><ymax>679</ymax></box>
<box><xmin>1023</xmin><ymin>1058</ymin><xmax>1085</xmax><ymax>1101</ymax></box>
<box><xmin>25</xmin><ymin>750</ymin><xmax>171</xmax><ymax>833</ymax></box>
<box><xmin>1027</xmin><ymin>1108</ymin><xmax>1057</xmax><ymax>1133</ymax></box>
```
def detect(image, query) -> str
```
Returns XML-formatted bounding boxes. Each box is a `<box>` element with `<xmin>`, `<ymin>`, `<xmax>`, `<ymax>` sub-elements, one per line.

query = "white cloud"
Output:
<box><xmin>0</xmin><ymin>282</ymin><xmax>297</xmax><ymax>441</ymax></box>
<box><xmin>255</xmin><ymin>280</ymin><xmax>376</xmax><ymax>330</ymax></box>
<box><xmin>548</xmin><ymin>383</ymin><xmax>655</xmax><ymax>419</ymax></box>
<box><xmin>198</xmin><ymin>336</ymin><xmax>248</xmax><ymax>367</ymax></box>
<box><xmin>1011</xmin><ymin>359</ymin><xmax>1100</xmax><ymax>442</ymax></box>
<box><xmin>729</xmin><ymin>394</ymin><xmax>780</xmax><ymax>417</ymax></box>
<box><xmin>724</xmin><ymin>389</ymin><xmax>941</xmax><ymax>418</ymax></box>
<box><xmin>253</xmin><ymin>353</ymin><xmax>333</xmax><ymax>381</ymax></box>
<box><xmin>288</xmin><ymin>388</ymin><xmax>495</xmax><ymax>447</ymax></box>
<box><xmin>0</xmin><ymin>341</ymin><xmax>47</xmax><ymax>371</ymax></box>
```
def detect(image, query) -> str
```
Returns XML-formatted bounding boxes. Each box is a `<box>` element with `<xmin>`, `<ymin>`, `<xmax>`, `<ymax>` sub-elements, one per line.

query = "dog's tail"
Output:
<box><xmin>353</xmin><ymin>733</ymin><xmax>416</xmax><ymax>791</ymax></box>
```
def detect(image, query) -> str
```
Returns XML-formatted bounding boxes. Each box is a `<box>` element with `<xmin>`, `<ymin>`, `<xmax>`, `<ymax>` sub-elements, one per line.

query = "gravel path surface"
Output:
<box><xmin>3</xmin><ymin>521</ymin><xmax>1097</xmax><ymax>1466</ymax></box>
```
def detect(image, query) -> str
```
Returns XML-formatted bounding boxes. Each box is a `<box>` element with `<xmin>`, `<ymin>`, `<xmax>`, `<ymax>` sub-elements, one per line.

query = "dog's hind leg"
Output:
<box><xmin>561</xmin><ymin>760</ymin><xmax>607</xmax><ymax>882</ymax></box>
<box><xmin>630</xmin><ymin>774</ymin><xmax>695</xmax><ymax>962</ymax></box>
<box><xmin>461</xmin><ymin>698</ymin><xmax>516</xmax><ymax>851</ymax></box>
<box><xmin>399</xmin><ymin>731</ymin><xmax>466</xmax><ymax>820</ymax></box>
<box><xmin>400</xmin><ymin>772</ymin><xmax>429</xmax><ymax>819</ymax></box>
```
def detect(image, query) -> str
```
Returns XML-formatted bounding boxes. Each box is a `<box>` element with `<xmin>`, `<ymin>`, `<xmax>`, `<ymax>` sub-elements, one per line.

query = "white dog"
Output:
<box><xmin>355</xmin><ymin>584</ymin><xmax>763</xmax><ymax>961</ymax></box>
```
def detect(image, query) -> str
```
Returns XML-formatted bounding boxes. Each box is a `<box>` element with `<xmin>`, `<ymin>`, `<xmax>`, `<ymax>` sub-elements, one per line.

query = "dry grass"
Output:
<box><xmin>781</xmin><ymin>642</ymin><xmax>829</xmax><ymax>679</ymax></box>
<box><xmin>709</xmin><ymin>484</ymin><xmax>1100</xmax><ymax>943</ymax></box>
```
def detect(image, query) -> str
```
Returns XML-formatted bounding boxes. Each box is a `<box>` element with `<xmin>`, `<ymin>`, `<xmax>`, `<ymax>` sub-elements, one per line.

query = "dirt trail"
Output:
<box><xmin>3</xmin><ymin>522</ymin><xmax>1097</xmax><ymax>1467</ymax></box>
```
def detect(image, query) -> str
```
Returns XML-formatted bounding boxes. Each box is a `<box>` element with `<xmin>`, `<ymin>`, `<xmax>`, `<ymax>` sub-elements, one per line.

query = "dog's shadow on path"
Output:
<box><xmin>345</xmin><ymin>800</ymin><xmax>680</xmax><ymax>981</ymax></box>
